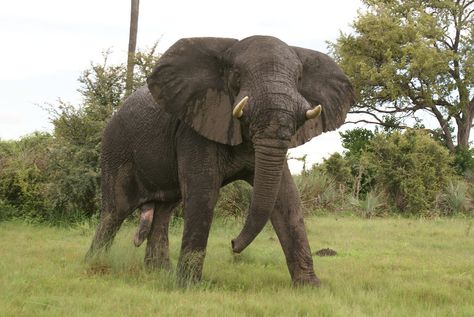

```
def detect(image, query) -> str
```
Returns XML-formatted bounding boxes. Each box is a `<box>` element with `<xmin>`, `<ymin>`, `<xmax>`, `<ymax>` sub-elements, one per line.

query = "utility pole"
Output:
<box><xmin>125</xmin><ymin>0</ymin><xmax>140</xmax><ymax>97</ymax></box>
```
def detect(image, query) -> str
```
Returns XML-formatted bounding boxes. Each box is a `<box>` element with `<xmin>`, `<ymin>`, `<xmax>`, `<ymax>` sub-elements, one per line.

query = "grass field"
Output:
<box><xmin>0</xmin><ymin>215</ymin><xmax>473</xmax><ymax>316</ymax></box>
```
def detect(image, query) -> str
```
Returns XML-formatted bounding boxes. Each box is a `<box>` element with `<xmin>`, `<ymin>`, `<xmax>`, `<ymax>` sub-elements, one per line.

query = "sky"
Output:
<box><xmin>0</xmin><ymin>0</ymin><xmax>363</xmax><ymax>173</ymax></box>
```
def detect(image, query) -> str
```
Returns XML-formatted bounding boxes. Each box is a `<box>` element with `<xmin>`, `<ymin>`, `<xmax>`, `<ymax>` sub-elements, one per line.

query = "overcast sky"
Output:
<box><xmin>0</xmin><ymin>0</ymin><xmax>363</xmax><ymax>172</ymax></box>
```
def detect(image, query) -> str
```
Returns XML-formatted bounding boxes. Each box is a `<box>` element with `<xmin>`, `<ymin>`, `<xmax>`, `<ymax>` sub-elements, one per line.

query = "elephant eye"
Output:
<box><xmin>230</xmin><ymin>70</ymin><xmax>241</xmax><ymax>93</ymax></box>
<box><xmin>297</xmin><ymin>74</ymin><xmax>303</xmax><ymax>89</ymax></box>
<box><xmin>232</xmin><ymin>71</ymin><xmax>240</xmax><ymax>85</ymax></box>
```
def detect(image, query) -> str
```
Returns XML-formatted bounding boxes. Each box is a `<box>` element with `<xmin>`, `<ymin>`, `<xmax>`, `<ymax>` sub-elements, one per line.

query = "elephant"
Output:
<box><xmin>86</xmin><ymin>35</ymin><xmax>354</xmax><ymax>286</ymax></box>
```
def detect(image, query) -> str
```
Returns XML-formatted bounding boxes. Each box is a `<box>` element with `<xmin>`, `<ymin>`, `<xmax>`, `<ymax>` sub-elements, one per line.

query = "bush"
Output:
<box><xmin>437</xmin><ymin>180</ymin><xmax>472</xmax><ymax>216</ymax></box>
<box><xmin>322</xmin><ymin>153</ymin><xmax>352</xmax><ymax>186</ymax></box>
<box><xmin>215</xmin><ymin>181</ymin><xmax>252</xmax><ymax>219</ymax></box>
<box><xmin>453</xmin><ymin>146</ymin><xmax>474</xmax><ymax>176</ymax></box>
<box><xmin>296</xmin><ymin>168</ymin><xmax>345</xmax><ymax>213</ymax></box>
<box><xmin>0</xmin><ymin>46</ymin><xmax>161</xmax><ymax>225</ymax></box>
<box><xmin>0</xmin><ymin>133</ymin><xmax>53</xmax><ymax>222</ymax></box>
<box><xmin>0</xmin><ymin>200</ymin><xmax>17</xmax><ymax>222</ymax></box>
<box><xmin>364</xmin><ymin>130</ymin><xmax>455</xmax><ymax>214</ymax></box>
<box><xmin>350</xmin><ymin>190</ymin><xmax>386</xmax><ymax>218</ymax></box>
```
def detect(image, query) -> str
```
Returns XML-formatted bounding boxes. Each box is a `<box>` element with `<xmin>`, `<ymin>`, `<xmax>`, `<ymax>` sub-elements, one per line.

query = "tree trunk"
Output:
<box><xmin>125</xmin><ymin>0</ymin><xmax>140</xmax><ymax>97</ymax></box>
<box><xmin>456</xmin><ymin>97</ymin><xmax>474</xmax><ymax>148</ymax></box>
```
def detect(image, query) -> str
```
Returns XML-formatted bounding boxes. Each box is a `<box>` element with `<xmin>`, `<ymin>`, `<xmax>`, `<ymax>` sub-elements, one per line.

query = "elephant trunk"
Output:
<box><xmin>231</xmin><ymin>142</ymin><xmax>287</xmax><ymax>253</ymax></box>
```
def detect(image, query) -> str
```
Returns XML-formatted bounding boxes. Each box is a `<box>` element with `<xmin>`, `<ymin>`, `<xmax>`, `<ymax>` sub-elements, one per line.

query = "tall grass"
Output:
<box><xmin>296</xmin><ymin>171</ymin><xmax>345</xmax><ymax>213</ymax></box>
<box><xmin>437</xmin><ymin>180</ymin><xmax>472</xmax><ymax>215</ymax></box>
<box><xmin>350</xmin><ymin>190</ymin><xmax>385</xmax><ymax>218</ymax></box>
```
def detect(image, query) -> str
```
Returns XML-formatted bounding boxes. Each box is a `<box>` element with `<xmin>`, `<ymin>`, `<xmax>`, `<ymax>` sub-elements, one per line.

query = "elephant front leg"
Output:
<box><xmin>177</xmin><ymin>184</ymin><xmax>219</xmax><ymax>285</ymax></box>
<box><xmin>176</xmin><ymin>133</ymin><xmax>222</xmax><ymax>286</ymax></box>
<box><xmin>271</xmin><ymin>164</ymin><xmax>320</xmax><ymax>286</ymax></box>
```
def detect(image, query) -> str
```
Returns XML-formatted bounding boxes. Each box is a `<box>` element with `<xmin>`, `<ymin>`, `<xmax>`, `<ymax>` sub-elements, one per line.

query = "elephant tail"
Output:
<box><xmin>133</xmin><ymin>203</ymin><xmax>154</xmax><ymax>247</ymax></box>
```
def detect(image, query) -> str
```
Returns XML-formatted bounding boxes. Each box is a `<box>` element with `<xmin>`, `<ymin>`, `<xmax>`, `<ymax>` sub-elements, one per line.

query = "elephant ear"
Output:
<box><xmin>289</xmin><ymin>47</ymin><xmax>355</xmax><ymax>148</ymax></box>
<box><xmin>147</xmin><ymin>37</ymin><xmax>241</xmax><ymax>145</ymax></box>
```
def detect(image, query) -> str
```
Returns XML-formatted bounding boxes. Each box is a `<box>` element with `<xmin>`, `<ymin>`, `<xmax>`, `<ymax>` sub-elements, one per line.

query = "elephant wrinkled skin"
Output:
<box><xmin>86</xmin><ymin>35</ymin><xmax>355</xmax><ymax>286</ymax></box>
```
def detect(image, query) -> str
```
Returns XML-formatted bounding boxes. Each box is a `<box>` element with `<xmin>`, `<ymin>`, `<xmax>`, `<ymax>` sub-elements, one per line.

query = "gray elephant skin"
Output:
<box><xmin>86</xmin><ymin>35</ymin><xmax>354</xmax><ymax>286</ymax></box>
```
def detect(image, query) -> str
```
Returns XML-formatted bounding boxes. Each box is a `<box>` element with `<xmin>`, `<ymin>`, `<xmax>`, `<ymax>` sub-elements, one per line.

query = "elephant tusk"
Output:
<box><xmin>306</xmin><ymin>105</ymin><xmax>322</xmax><ymax>120</ymax></box>
<box><xmin>232</xmin><ymin>96</ymin><xmax>249</xmax><ymax>118</ymax></box>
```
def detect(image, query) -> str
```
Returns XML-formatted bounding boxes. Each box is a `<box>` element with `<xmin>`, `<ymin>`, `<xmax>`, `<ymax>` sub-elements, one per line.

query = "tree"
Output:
<box><xmin>340</xmin><ymin>127</ymin><xmax>375</xmax><ymax>157</ymax></box>
<box><xmin>339</xmin><ymin>128</ymin><xmax>376</xmax><ymax>197</ymax></box>
<box><xmin>331</xmin><ymin>0</ymin><xmax>474</xmax><ymax>152</ymax></box>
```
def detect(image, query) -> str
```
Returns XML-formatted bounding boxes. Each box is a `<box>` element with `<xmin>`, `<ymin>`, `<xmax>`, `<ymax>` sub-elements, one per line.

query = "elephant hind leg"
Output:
<box><xmin>144</xmin><ymin>201</ymin><xmax>179</xmax><ymax>270</ymax></box>
<box><xmin>85</xmin><ymin>212</ymin><xmax>128</xmax><ymax>260</ymax></box>
<box><xmin>85</xmin><ymin>166</ymin><xmax>140</xmax><ymax>261</ymax></box>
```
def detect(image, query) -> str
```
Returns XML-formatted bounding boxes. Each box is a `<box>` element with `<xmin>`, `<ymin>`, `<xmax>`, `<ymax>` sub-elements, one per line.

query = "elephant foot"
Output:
<box><xmin>176</xmin><ymin>251</ymin><xmax>205</xmax><ymax>287</ymax></box>
<box><xmin>293</xmin><ymin>276</ymin><xmax>321</xmax><ymax>287</ymax></box>
<box><xmin>291</xmin><ymin>270</ymin><xmax>321</xmax><ymax>287</ymax></box>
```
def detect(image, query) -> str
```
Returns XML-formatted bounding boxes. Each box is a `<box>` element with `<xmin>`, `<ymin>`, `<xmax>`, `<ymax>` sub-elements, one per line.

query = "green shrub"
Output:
<box><xmin>296</xmin><ymin>168</ymin><xmax>345</xmax><ymax>213</ymax></box>
<box><xmin>0</xmin><ymin>46</ymin><xmax>161</xmax><ymax>225</ymax></box>
<box><xmin>0</xmin><ymin>199</ymin><xmax>17</xmax><ymax>222</ymax></box>
<box><xmin>322</xmin><ymin>153</ymin><xmax>352</xmax><ymax>186</ymax></box>
<box><xmin>323</xmin><ymin>129</ymin><xmax>377</xmax><ymax>198</ymax></box>
<box><xmin>350</xmin><ymin>190</ymin><xmax>386</xmax><ymax>218</ymax></box>
<box><xmin>0</xmin><ymin>133</ymin><xmax>53</xmax><ymax>222</ymax></box>
<box><xmin>215</xmin><ymin>181</ymin><xmax>252</xmax><ymax>219</ymax></box>
<box><xmin>453</xmin><ymin>146</ymin><xmax>474</xmax><ymax>176</ymax></box>
<box><xmin>437</xmin><ymin>180</ymin><xmax>472</xmax><ymax>215</ymax></box>
<box><xmin>340</xmin><ymin>127</ymin><xmax>374</xmax><ymax>156</ymax></box>
<box><xmin>364</xmin><ymin>130</ymin><xmax>455</xmax><ymax>214</ymax></box>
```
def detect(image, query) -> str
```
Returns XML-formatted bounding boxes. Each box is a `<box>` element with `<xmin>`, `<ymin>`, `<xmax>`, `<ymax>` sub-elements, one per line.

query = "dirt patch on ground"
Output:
<box><xmin>313</xmin><ymin>248</ymin><xmax>338</xmax><ymax>257</ymax></box>
<box><xmin>85</xmin><ymin>263</ymin><xmax>112</xmax><ymax>276</ymax></box>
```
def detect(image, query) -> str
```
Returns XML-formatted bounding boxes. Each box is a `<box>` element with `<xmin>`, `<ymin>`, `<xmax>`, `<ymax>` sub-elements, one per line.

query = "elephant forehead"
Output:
<box><xmin>236</xmin><ymin>51</ymin><xmax>301</xmax><ymax>71</ymax></box>
<box><xmin>231</xmin><ymin>38</ymin><xmax>301</xmax><ymax>69</ymax></box>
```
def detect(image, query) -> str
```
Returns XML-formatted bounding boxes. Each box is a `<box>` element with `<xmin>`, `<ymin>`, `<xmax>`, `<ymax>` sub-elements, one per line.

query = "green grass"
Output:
<box><xmin>0</xmin><ymin>216</ymin><xmax>473</xmax><ymax>316</ymax></box>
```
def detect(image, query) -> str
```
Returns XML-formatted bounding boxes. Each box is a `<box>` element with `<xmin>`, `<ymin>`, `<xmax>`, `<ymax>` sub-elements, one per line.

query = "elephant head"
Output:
<box><xmin>147</xmin><ymin>36</ymin><xmax>354</xmax><ymax>253</ymax></box>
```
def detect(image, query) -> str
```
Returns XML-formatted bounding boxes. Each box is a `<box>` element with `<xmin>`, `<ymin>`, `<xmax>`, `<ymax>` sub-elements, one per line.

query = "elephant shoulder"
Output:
<box><xmin>117</xmin><ymin>86</ymin><xmax>171</xmax><ymax>123</ymax></box>
<box><xmin>123</xmin><ymin>86</ymin><xmax>166</xmax><ymax>113</ymax></box>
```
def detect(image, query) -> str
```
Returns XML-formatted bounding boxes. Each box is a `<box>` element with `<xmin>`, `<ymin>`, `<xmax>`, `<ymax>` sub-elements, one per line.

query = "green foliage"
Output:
<box><xmin>296</xmin><ymin>168</ymin><xmax>345</xmax><ymax>213</ymax></box>
<box><xmin>437</xmin><ymin>180</ymin><xmax>472</xmax><ymax>216</ymax></box>
<box><xmin>337</xmin><ymin>128</ymin><xmax>376</xmax><ymax>197</ymax></box>
<box><xmin>322</xmin><ymin>153</ymin><xmax>352</xmax><ymax>186</ymax></box>
<box><xmin>331</xmin><ymin>0</ymin><xmax>474</xmax><ymax>149</ymax></box>
<box><xmin>44</xmin><ymin>45</ymin><xmax>160</xmax><ymax>222</ymax></box>
<box><xmin>453</xmin><ymin>146</ymin><xmax>474</xmax><ymax>176</ymax></box>
<box><xmin>215</xmin><ymin>181</ymin><xmax>252</xmax><ymax>219</ymax></box>
<box><xmin>350</xmin><ymin>190</ymin><xmax>386</xmax><ymax>218</ymax></box>
<box><xmin>340</xmin><ymin>128</ymin><xmax>374</xmax><ymax>157</ymax></box>
<box><xmin>364</xmin><ymin>129</ymin><xmax>454</xmax><ymax>214</ymax></box>
<box><xmin>0</xmin><ymin>133</ymin><xmax>53</xmax><ymax>222</ymax></box>
<box><xmin>0</xmin><ymin>46</ymin><xmax>160</xmax><ymax>224</ymax></box>
<box><xmin>317</xmin><ymin>128</ymin><xmax>461</xmax><ymax>215</ymax></box>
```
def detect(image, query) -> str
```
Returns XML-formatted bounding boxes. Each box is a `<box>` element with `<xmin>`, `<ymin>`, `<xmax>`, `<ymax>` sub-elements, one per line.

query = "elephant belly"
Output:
<box><xmin>134</xmin><ymin>157</ymin><xmax>180</xmax><ymax>198</ymax></box>
<box><xmin>132</xmin><ymin>134</ymin><xmax>180</xmax><ymax>201</ymax></box>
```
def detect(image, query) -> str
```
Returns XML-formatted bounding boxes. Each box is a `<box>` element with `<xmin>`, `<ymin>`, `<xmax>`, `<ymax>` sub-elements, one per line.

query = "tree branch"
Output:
<box><xmin>430</xmin><ymin>105</ymin><xmax>456</xmax><ymax>151</ymax></box>
<box><xmin>344</xmin><ymin>119</ymin><xmax>411</xmax><ymax>130</ymax></box>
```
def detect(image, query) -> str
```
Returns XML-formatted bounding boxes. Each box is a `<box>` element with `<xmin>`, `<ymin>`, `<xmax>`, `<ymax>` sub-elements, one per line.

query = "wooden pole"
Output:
<box><xmin>125</xmin><ymin>0</ymin><xmax>140</xmax><ymax>97</ymax></box>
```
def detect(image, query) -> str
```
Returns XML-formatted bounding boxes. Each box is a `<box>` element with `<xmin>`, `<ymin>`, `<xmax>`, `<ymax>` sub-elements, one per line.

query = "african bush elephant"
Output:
<box><xmin>86</xmin><ymin>35</ymin><xmax>354</xmax><ymax>286</ymax></box>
